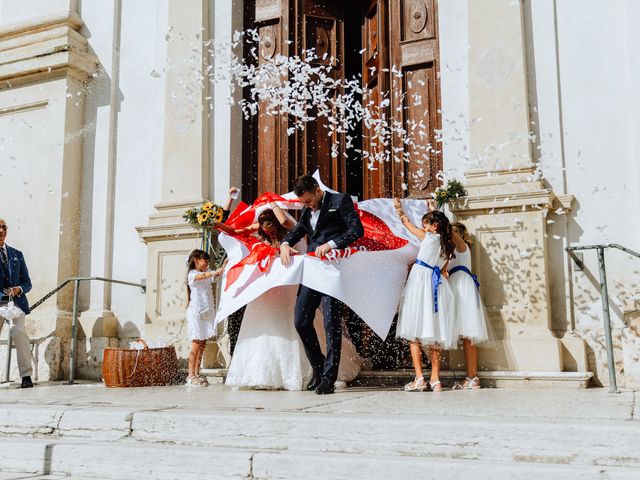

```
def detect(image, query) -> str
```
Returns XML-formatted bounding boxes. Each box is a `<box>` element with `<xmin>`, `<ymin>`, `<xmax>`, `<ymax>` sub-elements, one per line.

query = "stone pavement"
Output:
<box><xmin>0</xmin><ymin>382</ymin><xmax>638</xmax><ymax>479</ymax></box>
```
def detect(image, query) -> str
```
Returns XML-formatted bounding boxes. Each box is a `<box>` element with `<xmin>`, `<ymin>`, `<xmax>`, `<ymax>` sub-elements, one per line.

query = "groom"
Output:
<box><xmin>280</xmin><ymin>175</ymin><xmax>364</xmax><ymax>394</ymax></box>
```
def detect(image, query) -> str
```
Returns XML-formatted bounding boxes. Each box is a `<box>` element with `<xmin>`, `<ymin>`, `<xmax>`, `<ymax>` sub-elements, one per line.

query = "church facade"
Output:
<box><xmin>1</xmin><ymin>0</ymin><xmax>638</xmax><ymax>387</ymax></box>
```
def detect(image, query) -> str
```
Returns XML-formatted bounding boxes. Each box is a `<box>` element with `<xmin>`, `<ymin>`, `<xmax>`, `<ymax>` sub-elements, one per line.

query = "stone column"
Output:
<box><xmin>0</xmin><ymin>8</ymin><xmax>98</xmax><ymax>380</ymax></box>
<box><xmin>78</xmin><ymin>0</ymin><xmax>122</xmax><ymax>376</ymax></box>
<box><xmin>449</xmin><ymin>0</ymin><xmax>585</xmax><ymax>373</ymax></box>
<box><xmin>137</xmin><ymin>0</ymin><xmax>211</xmax><ymax>360</ymax></box>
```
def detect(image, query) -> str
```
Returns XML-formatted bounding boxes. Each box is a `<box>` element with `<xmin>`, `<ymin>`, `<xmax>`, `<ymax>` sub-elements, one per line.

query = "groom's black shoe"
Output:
<box><xmin>315</xmin><ymin>380</ymin><xmax>335</xmax><ymax>395</ymax></box>
<box><xmin>21</xmin><ymin>376</ymin><xmax>33</xmax><ymax>389</ymax></box>
<box><xmin>306</xmin><ymin>372</ymin><xmax>322</xmax><ymax>391</ymax></box>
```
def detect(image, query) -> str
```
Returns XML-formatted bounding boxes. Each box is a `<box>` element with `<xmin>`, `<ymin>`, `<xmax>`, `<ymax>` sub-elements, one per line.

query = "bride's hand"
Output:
<box><xmin>280</xmin><ymin>244</ymin><xmax>298</xmax><ymax>268</ymax></box>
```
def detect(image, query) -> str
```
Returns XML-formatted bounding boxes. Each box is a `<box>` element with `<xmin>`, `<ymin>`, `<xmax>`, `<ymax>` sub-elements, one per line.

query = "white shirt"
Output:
<box><xmin>309</xmin><ymin>206</ymin><xmax>322</xmax><ymax>231</ymax></box>
<box><xmin>283</xmin><ymin>192</ymin><xmax>337</xmax><ymax>249</ymax></box>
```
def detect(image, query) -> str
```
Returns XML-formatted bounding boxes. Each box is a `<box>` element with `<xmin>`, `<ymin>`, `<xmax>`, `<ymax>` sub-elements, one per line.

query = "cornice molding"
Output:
<box><xmin>0</xmin><ymin>10</ymin><xmax>98</xmax><ymax>88</ymax></box>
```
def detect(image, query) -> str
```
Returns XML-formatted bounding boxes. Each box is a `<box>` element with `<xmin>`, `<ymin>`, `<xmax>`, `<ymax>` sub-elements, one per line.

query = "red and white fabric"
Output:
<box><xmin>215</xmin><ymin>175</ymin><xmax>428</xmax><ymax>339</ymax></box>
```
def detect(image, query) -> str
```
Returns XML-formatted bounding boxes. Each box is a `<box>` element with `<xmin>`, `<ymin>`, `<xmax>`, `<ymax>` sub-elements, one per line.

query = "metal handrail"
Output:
<box><xmin>566</xmin><ymin>243</ymin><xmax>640</xmax><ymax>393</ymax></box>
<box><xmin>3</xmin><ymin>276</ymin><xmax>145</xmax><ymax>384</ymax></box>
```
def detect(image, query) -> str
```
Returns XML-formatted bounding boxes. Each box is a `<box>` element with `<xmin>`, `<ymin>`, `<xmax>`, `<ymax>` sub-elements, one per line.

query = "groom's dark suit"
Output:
<box><xmin>283</xmin><ymin>191</ymin><xmax>364</xmax><ymax>385</ymax></box>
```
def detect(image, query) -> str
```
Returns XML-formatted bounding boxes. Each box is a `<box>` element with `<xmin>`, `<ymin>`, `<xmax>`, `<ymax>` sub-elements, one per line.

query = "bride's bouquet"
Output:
<box><xmin>183</xmin><ymin>202</ymin><xmax>225</xmax><ymax>229</ymax></box>
<box><xmin>183</xmin><ymin>202</ymin><xmax>228</xmax><ymax>268</ymax></box>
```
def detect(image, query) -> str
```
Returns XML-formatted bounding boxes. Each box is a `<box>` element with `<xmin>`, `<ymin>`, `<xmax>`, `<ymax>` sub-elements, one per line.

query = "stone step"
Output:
<box><xmin>1</xmin><ymin>403</ymin><xmax>639</xmax><ymax>469</ymax></box>
<box><xmin>0</xmin><ymin>474</ymin><xmax>106</xmax><ymax>480</ymax></box>
<box><xmin>0</xmin><ymin>438</ymin><xmax>637</xmax><ymax>480</ymax></box>
<box><xmin>200</xmin><ymin>368</ymin><xmax>593</xmax><ymax>388</ymax></box>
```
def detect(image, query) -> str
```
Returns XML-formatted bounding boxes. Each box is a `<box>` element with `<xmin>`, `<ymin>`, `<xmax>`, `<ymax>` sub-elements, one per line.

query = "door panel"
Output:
<box><xmin>389</xmin><ymin>0</ymin><xmax>441</xmax><ymax>198</ymax></box>
<box><xmin>255</xmin><ymin>2</ymin><xmax>291</xmax><ymax>195</ymax></box>
<box><xmin>297</xmin><ymin>1</ymin><xmax>346</xmax><ymax>191</ymax></box>
<box><xmin>361</xmin><ymin>0</ymin><xmax>391</xmax><ymax>199</ymax></box>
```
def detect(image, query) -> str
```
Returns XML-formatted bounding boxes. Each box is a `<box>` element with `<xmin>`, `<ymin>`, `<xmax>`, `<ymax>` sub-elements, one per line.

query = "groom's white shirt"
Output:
<box><xmin>309</xmin><ymin>192</ymin><xmax>337</xmax><ymax>249</ymax></box>
<box><xmin>284</xmin><ymin>191</ymin><xmax>337</xmax><ymax>249</ymax></box>
<box><xmin>309</xmin><ymin>207</ymin><xmax>321</xmax><ymax>230</ymax></box>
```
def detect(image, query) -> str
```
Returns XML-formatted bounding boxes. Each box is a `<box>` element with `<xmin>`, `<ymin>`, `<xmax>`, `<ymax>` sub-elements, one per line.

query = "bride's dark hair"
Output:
<box><xmin>423</xmin><ymin>211</ymin><xmax>455</xmax><ymax>261</ymax></box>
<box><xmin>257</xmin><ymin>209</ymin><xmax>289</xmax><ymax>243</ymax></box>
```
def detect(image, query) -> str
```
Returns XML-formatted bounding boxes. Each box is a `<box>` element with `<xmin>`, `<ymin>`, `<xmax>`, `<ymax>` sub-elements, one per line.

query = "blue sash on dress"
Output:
<box><xmin>448</xmin><ymin>265</ymin><xmax>480</xmax><ymax>289</ymax></box>
<box><xmin>449</xmin><ymin>265</ymin><xmax>481</xmax><ymax>307</ymax></box>
<box><xmin>415</xmin><ymin>259</ymin><xmax>441</xmax><ymax>313</ymax></box>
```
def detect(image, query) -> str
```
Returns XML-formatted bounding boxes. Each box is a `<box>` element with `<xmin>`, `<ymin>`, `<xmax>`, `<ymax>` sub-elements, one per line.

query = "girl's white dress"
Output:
<box><xmin>448</xmin><ymin>247</ymin><xmax>491</xmax><ymax>344</ymax></box>
<box><xmin>396</xmin><ymin>232</ymin><xmax>457</xmax><ymax>349</ymax></box>
<box><xmin>187</xmin><ymin>269</ymin><xmax>217</xmax><ymax>341</ymax></box>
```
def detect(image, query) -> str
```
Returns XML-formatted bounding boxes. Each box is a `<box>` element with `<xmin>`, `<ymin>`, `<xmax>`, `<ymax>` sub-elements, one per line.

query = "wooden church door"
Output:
<box><xmin>248</xmin><ymin>0</ymin><xmax>440</xmax><ymax>199</ymax></box>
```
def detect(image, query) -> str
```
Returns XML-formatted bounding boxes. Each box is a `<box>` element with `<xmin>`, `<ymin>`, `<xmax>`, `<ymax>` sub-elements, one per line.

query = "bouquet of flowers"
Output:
<box><xmin>183</xmin><ymin>202</ymin><xmax>228</xmax><ymax>269</ymax></box>
<box><xmin>434</xmin><ymin>179</ymin><xmax>467</xmax><ymax>209</ymax></box>
<box><xmin>183</xmin><ymin>202</ymin><xmax>225</xmax><ymax>228</ymax></box>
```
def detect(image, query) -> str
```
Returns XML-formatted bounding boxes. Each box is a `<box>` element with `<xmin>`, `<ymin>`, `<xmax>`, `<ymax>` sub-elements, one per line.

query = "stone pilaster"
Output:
<box><xmin>0</xmin><ymin>9</ymin><xmax>98</xmax><ymax>380</ymax></box>
<box><xmin>449</xmin><ymin>0</ymin><xmax>585</xmax><ymax>372</ymax></box>
<box><xmin>136</xmin><ymin>0</ymin><xmax>211</xmax><ymax>360</ymax></box>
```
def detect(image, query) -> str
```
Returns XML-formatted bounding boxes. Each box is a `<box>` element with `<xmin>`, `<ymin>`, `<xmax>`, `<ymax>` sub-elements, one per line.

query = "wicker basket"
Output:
<box><xmin>102</xmin><ymin>339</ymin><xmax>178</xmax><ymax>388</ymax></box>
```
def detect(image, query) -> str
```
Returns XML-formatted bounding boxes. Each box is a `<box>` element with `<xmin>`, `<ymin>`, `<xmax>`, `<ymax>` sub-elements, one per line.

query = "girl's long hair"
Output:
<box><xmin>423</xmin><ymin>211</ymin><xmax>455</xmax><ymax>261</ymax></box>
<box><xmin>186</xmin><ymin>249</ymin><xmax>210</xmax><ymax>303</ymax></box>
<box><xmin>452</xmin><ymin>222</ymin><xmax>473</xmax><ymax>248</ymax></box>
<box><xmin>257</xmin><ymin>209</ymin><xmax>289</xmax><ymax>244</ymax></box>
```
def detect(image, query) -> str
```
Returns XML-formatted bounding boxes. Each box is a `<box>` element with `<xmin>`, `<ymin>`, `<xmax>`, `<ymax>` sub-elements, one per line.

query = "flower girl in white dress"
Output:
<box><xmin>394</xmin><ymin>199</ymin><xmax>456</xmax><ymax>392</ymax></box>
<box><xmin>449</xmin><ymin>222</ymin><xmax>492</xmax><ymax>390</ymax></box>
<box><xmin>186</xmin><ymin>249</ymin><xmax>225</xmax><ymax>387</ymax></box>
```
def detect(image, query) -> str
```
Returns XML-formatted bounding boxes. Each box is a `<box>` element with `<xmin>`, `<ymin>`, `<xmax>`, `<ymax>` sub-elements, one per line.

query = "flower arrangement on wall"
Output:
<box><xmin>434</xmin><ymin>179</ymin><xmax>467</xmax><ymax>209</ymax></box>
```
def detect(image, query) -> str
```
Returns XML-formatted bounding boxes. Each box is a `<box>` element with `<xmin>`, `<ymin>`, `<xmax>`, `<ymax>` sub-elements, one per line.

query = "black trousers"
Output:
<box><xmin>294</xmin><ymin>285</ymin><xmax>342</xmax><ymax>384</ymax></box>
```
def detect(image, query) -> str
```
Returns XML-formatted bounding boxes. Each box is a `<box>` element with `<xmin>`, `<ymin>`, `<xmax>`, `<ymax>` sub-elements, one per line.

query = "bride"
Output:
<box><xmin>224</xmin><ymin>202</ymin><xmax>363</xmax><ymax>391</ymax></box>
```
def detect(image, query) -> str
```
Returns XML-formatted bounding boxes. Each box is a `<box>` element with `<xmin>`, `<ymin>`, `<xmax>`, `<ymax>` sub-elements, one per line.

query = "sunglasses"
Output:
<box><xmin>0</xmin><ymin>225</ymin><xmax>7</xmax><ymax>230</ymax></box>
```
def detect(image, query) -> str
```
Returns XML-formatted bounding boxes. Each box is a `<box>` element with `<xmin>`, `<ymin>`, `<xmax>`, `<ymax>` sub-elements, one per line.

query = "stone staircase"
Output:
<box><xmin>0</xmin><ymin>387</ymin><xmax>639</xmax><ymax>479</ymax></box>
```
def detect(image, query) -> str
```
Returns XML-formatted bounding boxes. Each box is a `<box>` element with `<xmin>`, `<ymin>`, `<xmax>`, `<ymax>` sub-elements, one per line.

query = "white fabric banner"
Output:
<box><xmin>215</xmin><ymin>197</ymin><xmax>428</xmax><ymax>339</ymax></box>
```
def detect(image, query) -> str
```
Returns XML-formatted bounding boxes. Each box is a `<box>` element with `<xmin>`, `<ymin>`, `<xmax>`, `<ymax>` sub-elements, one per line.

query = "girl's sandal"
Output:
<box><xmin>186</xmin><ymin>376</ymin><xmax>208</xmax><ymax>387</ymax></box>
<box><xmin>404</xmin><ymin>377</ymin><xmax>428</xmax><ymax>392</ymax></box>
<box><xmin>429</xmin><ymin>380</ymin><xmax>443</xmax><ymax>392</ymax></box>
<box><xmin>464</xmin><ymin>376</ymin><xmax>481</xmax><ymax>390</ymax></box>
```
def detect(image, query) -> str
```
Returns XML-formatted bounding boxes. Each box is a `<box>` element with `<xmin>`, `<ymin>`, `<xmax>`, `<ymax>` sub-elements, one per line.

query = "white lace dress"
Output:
<box><xmin>187</xmin><ymin>269</ymin><xmax>217</xmax><ymax>341</ymax></box>
<box><xmin>225</xmin><ymin>284</ymin><xmax>364</xmax><ymax>391</ymax></box>
<box><xmin>225</xmin><ymin>285</ymin><xmax>313</xmax><ymax>390</ymax></box>
<box><xmin>396</xmin><ymin>232</ymin><xmax>457</xmax><ymax>349</ymax></box>
<box><xmin>448</xmin><ymin>247</ymin><xmax>491</xmax><ymax>345</ymax></box>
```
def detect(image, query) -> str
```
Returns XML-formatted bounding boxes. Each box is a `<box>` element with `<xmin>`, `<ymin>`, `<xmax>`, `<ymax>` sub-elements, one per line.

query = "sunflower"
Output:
<box><xmin>202</xmin><ymin>202</ymin><xmax>214</xmax><ymax>212</ymax></box>
<box><xmin>197</xmin><ymin>211</ymin><xmax>210</xmax><ymax>225</ymax></box>
<box><xmin>212</xmin><ymin>206</ymin><xmax>224</xmax><ymax>224</ymax></box>
<box><xmin>435</xmin><ymin>188</ymin><xmax>449</xmax><ymax>209</ymax></box>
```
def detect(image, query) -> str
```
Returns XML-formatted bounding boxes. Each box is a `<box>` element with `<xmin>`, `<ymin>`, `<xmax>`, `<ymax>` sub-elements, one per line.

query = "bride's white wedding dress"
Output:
<box><xmin>225</xmin><ymin>284</ymin><xmax>364</xmax><ymax>390</ymax></box>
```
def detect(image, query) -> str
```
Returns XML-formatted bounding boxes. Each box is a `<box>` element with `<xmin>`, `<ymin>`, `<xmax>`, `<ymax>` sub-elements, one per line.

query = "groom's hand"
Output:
<box><xmin>280</xmin><ymin>243</ymin><xmax>298</xmax><ymax>267</ymax></box>
<box><xmin>315</xmin><ymin>243</ymin><xmax>333</xmax><ymax>258</ymax></box>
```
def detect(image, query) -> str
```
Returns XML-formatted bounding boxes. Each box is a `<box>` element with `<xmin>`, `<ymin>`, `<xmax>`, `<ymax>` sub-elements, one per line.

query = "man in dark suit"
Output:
<box><xmin>0</xmin><ymin>218</ymin><xmax>34</xmax><ymax>388</ymax></box>
<box><xmin>280</xmin><ymin>175</ymin><xmax>364</xmax><ymax>394</ymax></box>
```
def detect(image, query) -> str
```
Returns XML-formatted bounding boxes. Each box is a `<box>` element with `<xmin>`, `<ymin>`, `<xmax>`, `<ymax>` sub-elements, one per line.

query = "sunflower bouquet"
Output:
<box><xmin>183</xmin><ymin>202</ymin><xmax>225</xmax><ymax>229</ymax></box>
<box><xmin>184</xmin><ymin>202</ymin><xmax>228</xmax><ymax>269</ymax></box>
